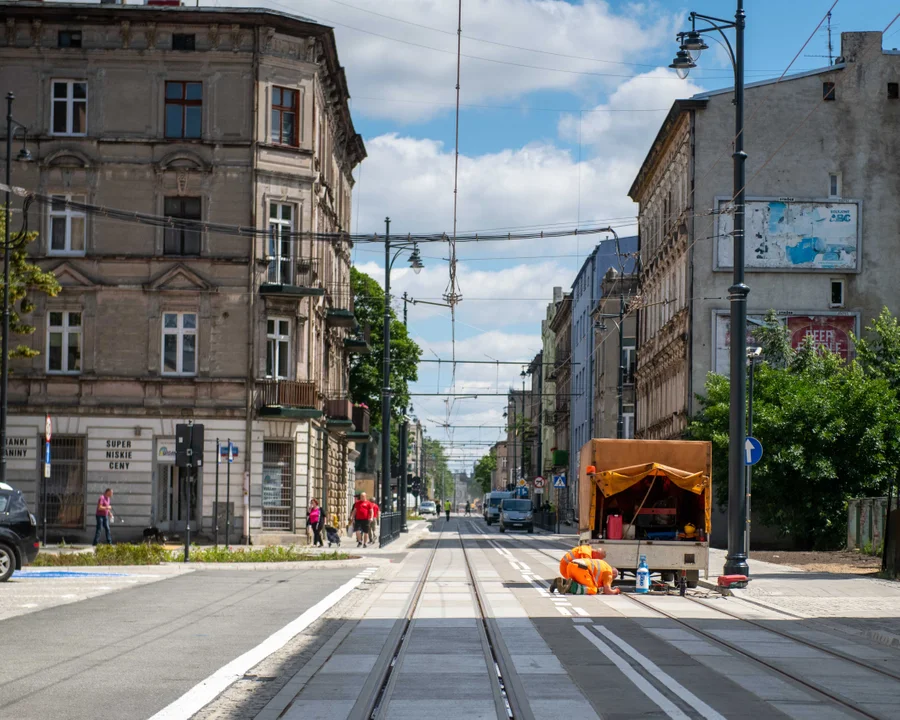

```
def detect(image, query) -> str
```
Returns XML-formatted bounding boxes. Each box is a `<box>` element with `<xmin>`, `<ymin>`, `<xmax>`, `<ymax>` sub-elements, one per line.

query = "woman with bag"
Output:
<box><xmin>308</xmin><ymin>498</ymin><xmax>324</xmax><ymax>548</ymax></box>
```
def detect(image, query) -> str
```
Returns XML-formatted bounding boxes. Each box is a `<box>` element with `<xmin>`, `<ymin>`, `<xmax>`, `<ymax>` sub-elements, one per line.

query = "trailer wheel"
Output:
<box><xmin>686</xmin><ymin>570</ymin><xmax>700</xmax><ymax>589</ymax></box>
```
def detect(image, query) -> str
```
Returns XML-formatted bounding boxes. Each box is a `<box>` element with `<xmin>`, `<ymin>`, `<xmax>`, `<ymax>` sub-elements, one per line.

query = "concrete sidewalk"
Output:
<box><xmin>709</xmin><ymin>547</ymin><xmax>900</xmax><ymax>648</ymax></box>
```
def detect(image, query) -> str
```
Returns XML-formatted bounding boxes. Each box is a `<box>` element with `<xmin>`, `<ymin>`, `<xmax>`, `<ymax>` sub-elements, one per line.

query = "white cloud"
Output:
<box><xmin>263</xmin><ymin>0</ymin><xmax>682</xmax><ymax>122</ymax></box>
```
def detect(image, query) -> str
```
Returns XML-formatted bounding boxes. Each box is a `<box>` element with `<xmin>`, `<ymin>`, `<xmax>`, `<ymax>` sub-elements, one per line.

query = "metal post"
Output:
<box><xmin>402</xmin><ymin>291</ymin><xmax>408</xmax><ymax>328</ymax></box>
<box><xmin>225</xmin><ymin>439</ymin><xmax>231</xmax><ymax>547</ymax></box>
<box><xmin>745</xmin><ymin>358</ymin><xmax>755</xmax><ymax>556</ymax></box>
<box><xmin>521</xmin><ymin>377</ymin><xmax>526</xmax><ymax>483</ymax></box>
<box><xmin>215</xmin><ymin>439</ymin><xmax>220</xmax><ymax>547</ymax></box>
<box><xmin>1</xmin><ymin>93</ymin><xmax>14</xmax><ymax>488</ymax></box>
<box><xmin>399</xmin><ymin>419</ymin><xmax>408</xmax><ymax>531</ymax></box>
<box><xmin>380</xmin><ymin>218</ymin><xmax>392</xmax><ymax>543</ymax></box>
<box><xmin>321</xmin><ymin>428</ymin><xmax>329</xmax><ymax>523</ymax></box>
<box><xmin>184</xmin><ymin>422</ymin><xmax>194</xmax><ymax>563</ymax></box>
<box><xmin>616</xmin><ymin>294</ymin><xmax>625</xmax><ymax>439</ymax></box>
<box><xmin>725</xmin><ymin>0</ymin><xmax>750</xmax><ymax>577</ymax></box>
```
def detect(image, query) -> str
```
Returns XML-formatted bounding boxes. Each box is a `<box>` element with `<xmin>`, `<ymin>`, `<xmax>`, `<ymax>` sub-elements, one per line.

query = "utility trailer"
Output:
<box><xmin>578</xmin><ymin>439</ymin><xmax>712</xmax><ymax>587</ymax></box>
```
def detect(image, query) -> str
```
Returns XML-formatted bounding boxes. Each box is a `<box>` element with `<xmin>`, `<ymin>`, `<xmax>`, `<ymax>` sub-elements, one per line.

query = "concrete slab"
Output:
<box><xmin>282</xmin><ymin>700</ymin><xmax>356</xmax><ymax>720</ymax></box>
<box><xmin>511</xmin><ymin>653</ymin><xmax>567</xmax><ymax>674</ymax></box>
<box><xmin>383</xmin><ymin>700</ymin><xmax>499</xmax><ymax>720</ymax></box>
<box><xmin>399</xmin><ymin>653</ymin><xmax>488</xmax><ymax>674</ymax></box>
<box><xmin>318</xmin><ymin>654</ymin><xmax>378</xmax><ymax>674</ymax></box>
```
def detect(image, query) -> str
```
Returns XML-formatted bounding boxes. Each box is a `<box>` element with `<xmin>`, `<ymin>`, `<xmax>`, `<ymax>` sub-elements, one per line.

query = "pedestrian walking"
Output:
<box><xmin>465</xmin><ymin>501</ymin><xmax>472</xmax><ymax>517</ymax></box>
<box><xmin>308</xmin><ymin>498</ymin><xmax>324</xmax><ymax>547</ymax></box>
<box><xmin>352</xmin><ymin>492</ymin><xmax>373</xmax><ymax>548</ymax></box>
<box><xmin>368</xmin><ymin>501</ymin><xmax>380</xmax><ymax>545</ymax></box>
<box><xmin>92</xmin><ymin>488</ymin><xmax>114</xmax><ymax>546</ymax></box>
<box><xmin>444</xmin><ymin>499</ymin><xmax>451</xmax><ymax>521</ymax></box>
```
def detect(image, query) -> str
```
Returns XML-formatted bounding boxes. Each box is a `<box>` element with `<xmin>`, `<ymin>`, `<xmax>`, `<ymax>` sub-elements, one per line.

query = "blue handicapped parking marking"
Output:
<box><xmin>17</xmin><ymin>570</ymin><xmax>130</xmax><ymax>579</ymax></box>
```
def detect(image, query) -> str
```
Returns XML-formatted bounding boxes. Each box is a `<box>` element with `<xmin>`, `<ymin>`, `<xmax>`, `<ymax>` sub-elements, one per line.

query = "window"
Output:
<box><xmin>163</xmin><ymin>197</ymin><xmax>201</xmax><ymax>255</ymax></box>
<box><xmin>47</xmin><ymin>311</ymin><xmax>82</xmax><ymax>374</ymax></box>
<box><xmin>172</xmin><ymin>33</ymin><xmax>196</xmax><ymax>51</ymax></box>
<box><xmin>165</xmin><ymin>81</ymin><xmax>202</xmax><ymax>139</ymax></box>
<box><xmin>823</xmin><ymin>82</ymin><xmax>836</xmax><ymax>101</ymax></box>
<box><xmin>58</xmin><ymin>31</ymin><xmax>82</xmax><ymax>48</ymax></box>
<box><xmin>266</xmin><ymin>318</ymin><xmax>291</xmax><ymax>379</ymax></box>
<box><xmin>888</xmin><ymin>82</ymin><xmax>899</xmax><ymax>100</ymax></box>
<box><xmin>830</xmin><ymin>279</ymin><xmax>844</xmax><ymax>308</ymax></box>
<box><xmin>51</xmin><ymin>80</ymin><xmax>87</xmax><ymax>136</ymax></box>
<box><xmin>262</xmin><ymin>441</ymin><xmax>294</xmax><ymax>530</ymax></box>
<box><xmin>267</xmin><ymin>202</ymin><xmax>295</xmax><ymax>284</ymax></box>
<box><xmin>45</xmin><ymin>436</ymin><xmax>85</xmax><ymax>529</ymax></box>
<box><xmin>828</xmin><ymin>172</ymin><xmax>842</xmax><ymax>199</ymax></box>
<box><xmin>271</xmin><ymin>87</ymin><xmax>299</xmax><ymax>146</ymax></box>
<box><xmin>623</xmin><ymin>343</ymin><xmax>636</xmax><ymax>385</ymax></box>
<box><xmin>623</xmin><ymin>404</ymin><xmax>635</xmax><ymax>439</ymax></box>
<box><xmin>49</xmin><ymin>195</ymin><xmax>86</xmax><ymax>255</ymax></box>
<box><xmin>162</xmin><ymin>312</ymin><xmax>197</xmax><ymax>376</ymax></box>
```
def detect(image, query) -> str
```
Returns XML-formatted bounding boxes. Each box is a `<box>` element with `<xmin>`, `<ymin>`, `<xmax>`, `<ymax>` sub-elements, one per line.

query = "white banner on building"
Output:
<box><xmin>5</xmin><ymin>430</ymin><xmax>37</xmax><ymax>470</ymax></box>
<box><xmin>87</xmin><ymin>437</ymin><xmax>153</xmax><ymax>473</ymax></box>
<box><xmin>716</xmin><ymin>198</ymin><xmax>860</xmax><ymax>271</ymax></box>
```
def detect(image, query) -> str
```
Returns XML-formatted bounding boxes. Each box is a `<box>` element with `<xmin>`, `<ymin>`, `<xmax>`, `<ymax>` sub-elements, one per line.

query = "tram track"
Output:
<box><xmin>477</xmin><ymin>523</ymin><xmax>898</xmax><ymax>720</ymax></box>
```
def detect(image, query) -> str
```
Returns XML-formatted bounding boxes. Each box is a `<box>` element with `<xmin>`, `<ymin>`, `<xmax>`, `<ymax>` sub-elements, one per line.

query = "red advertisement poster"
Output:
<box><xmin>786</xmin><ymin>315</ymin><xmax>855</xmax><ymax>360</ymax></box>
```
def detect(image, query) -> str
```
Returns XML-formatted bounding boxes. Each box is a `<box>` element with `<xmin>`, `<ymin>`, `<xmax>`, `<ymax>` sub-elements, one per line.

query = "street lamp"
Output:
<box><xmin>380</xmin><ymin>218</ymin><xmax>425</xmax><ymax>546</ymax></box>
<box><xmin>2</xmin><ymin>92</ymin><xmax>33</xmax><ymax>488</ymax></box>
<box><xmin>672</xmin><ymin>2</ymin><xmax>749</xmax><ymax>577</ymax></box>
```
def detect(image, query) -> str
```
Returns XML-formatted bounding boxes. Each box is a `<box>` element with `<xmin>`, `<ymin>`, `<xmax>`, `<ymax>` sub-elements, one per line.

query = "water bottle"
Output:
<box><xmin>635</xmin><ymin>555</ymin><xmax>650</xmax><ymax>594</ymax></box>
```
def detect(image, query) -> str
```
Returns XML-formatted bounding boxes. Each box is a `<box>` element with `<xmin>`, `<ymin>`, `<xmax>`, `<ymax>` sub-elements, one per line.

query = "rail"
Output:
<box><xmin>258</xmin><ymin>379</ymin><xmax>318</xmax><ymax>408</ymax></box>
<box><xmin>379</xmin><ymin>511</ymin><xmax>403</xmax><ymax>547</ymax></box>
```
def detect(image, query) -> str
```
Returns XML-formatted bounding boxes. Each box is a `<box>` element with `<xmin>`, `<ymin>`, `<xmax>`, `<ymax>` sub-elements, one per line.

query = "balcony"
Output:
<box><xmin>347</xmin><ymin>404</ymin><xmax>371</xmax><ymax>443</ymax></box>
<box><xmin>260</xmin><ymin>256</ymin><xmax>324</xmax><ymax>297</ymax></box>
<box><xmin>325</xmin><ymin>396</ymin><xmax>353</xmax><ymax>431</ymax></box>
<box><xmin>258</xmin><ymin>380</ymin><xmax>323</xmax><ymax>419</ymax></box>
<box><xmin>344</xmin><ymin>326</ymin><xmax>371</xmax><ymax>354</ymax></box>
<box><xmin>326</xmin><ymin>283</ymin><xmax>357</xmax><ymax>328</ymax></box>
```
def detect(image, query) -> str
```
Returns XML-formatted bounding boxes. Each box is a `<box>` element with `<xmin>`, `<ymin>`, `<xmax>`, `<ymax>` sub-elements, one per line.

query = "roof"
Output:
<box><xmin>691</xmin><ymin>63</ymin><xmax>844</xmax><ymax>100</ymax></box>
<box><xmin>1</xmin><ymin>2</ymin><xmax>366</xmax><ymax>166</ymax></box>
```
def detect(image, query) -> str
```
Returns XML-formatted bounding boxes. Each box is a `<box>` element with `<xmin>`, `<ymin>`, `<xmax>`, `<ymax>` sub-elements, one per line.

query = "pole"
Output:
<box><xmin>746</xmin><ymin>359</ymin><xmax>755</xmax><ymax>556</ymax></box>
<box><xmin>381</xmin><ymin>218</ymin><xmax>392</xmax><ymax>540</ymax></box>
<box><xmin>184</xmin><ymin>421</ymin><xmax>194</xmax><ymax>563</ymax></box>
<box><xmin>725</xmin><ymin>0</ymin><xmax>750</xmax><ymax>577</ymax></box>
<box><xmin>402</xmin><ymin>291</ymin><xmax>408</xmax><ymax>328</ymax></box>
<box><xmin>321</xmin><ymin>428</ymin><xmax>329</xmax><ymax>524</ymax></box>
<box><xmin>616</xmin><ymin>293</ymin><xmax>625</xmax><ymax>439</ymax></box>
<box><xmin>215</xmin><ymin>439</ymin><xmax>220</xmax><ymax>547</ymax></box>
<box><xmin>521</xmin><ymin>378</ymin><xmax>526</xmax><ymax>484</ymax></box>
<box><xmin>225</xmin><ymin>439</ymin><xmax>231</xmax><ymax>547</ymax></box>
<box><xmin>399</xmin><ymin>419</ymin><xmax>408</xmax><ymax>531</ymax></box>
<box><xmin>1</xmin><ymin>93</ymin><xmax>14</xmax><ymax>489</ymax></box>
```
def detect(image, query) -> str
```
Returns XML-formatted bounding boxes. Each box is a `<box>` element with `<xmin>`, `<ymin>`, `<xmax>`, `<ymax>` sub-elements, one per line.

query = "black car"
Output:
<box><xmin>0</xmin><ymin>482</ymin><xmax>40</xmax><ymax>581</ymax></box>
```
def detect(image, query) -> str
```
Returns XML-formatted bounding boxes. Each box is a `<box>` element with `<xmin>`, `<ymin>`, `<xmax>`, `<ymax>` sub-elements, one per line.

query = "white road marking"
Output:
<box><xmin>575</xmin><ymin>626</ymin><xmax>691</xmax><ymax>720</ymax></box>
<box><xmin>147</xmin><ymin>567</ymin><xmax>376</xmax><ymax>720</ymax></box>
<box><xmin>595</xmin><ymin>626</ymin><xmax>727</xmax><ymax>720</ymax></box>
<box><xmin>573</xmin><ymin>607</ymin><xmax>590</xmax><ymax>617</ymax></box>
<box><xmin>557</xmin><ymin>607</ymin><xmax>572</xmax><ymax>616</ymax></box>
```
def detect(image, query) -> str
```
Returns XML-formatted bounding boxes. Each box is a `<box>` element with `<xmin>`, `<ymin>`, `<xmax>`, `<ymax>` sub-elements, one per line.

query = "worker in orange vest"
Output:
<box><xmin>567</xmin><ymin>557</ymin><xmax>620</xmax><ymax>595</ymax></box>
<box><xmin>550</xmin><ymin>545</ymin><xmax>606</xmax><ymax>593</ymax></box>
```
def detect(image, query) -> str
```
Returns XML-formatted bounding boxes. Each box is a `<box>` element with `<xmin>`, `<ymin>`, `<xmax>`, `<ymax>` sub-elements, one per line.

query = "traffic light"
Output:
<box><xmin>175</xmin><ymin>423</ymin><xmax>205</xmax><ymax>468</ymax></box>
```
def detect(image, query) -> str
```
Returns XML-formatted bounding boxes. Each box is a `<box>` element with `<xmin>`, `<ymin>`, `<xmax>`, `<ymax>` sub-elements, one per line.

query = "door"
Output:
<box><xmin>155</xmin><ymin>465</ymin><xmax>199</xmax><ymax>533</ymax></box>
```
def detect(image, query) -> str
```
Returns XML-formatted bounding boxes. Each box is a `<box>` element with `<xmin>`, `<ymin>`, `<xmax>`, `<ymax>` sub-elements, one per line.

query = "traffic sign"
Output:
<box><xmin>516</xmin><ymin>478</ymin><xmax>526</xmax><ymax>487</ymax></box>
<box><xmin>45</xmin><ymin>414</ymin><xmax>52</xmax><ymax>442</ymax></box>
<box><xmin>744</xmin><ymin>437</ymin><xmax>763</xmax><ymax>466</ymax></box>
<box><xmin>514</xmin><ymin>486</ymin><xmax>528</xmax><ymax>498</ymax></box>
<box><xmin>552</xmin><ymin>474</ymin><xmax>567</xmax><ymax>488</ymax></box>
<box><xmin>534</xmin><ymin>476</ymin><xmax>545</xmax><ymax>489</ymax></box>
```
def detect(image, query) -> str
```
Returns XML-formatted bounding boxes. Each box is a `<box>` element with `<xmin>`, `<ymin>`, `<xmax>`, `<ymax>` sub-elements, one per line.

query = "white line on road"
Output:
<box><xmin>595</xmin><ymin>626</ymin><xmax>727</xmax><ymax>720</ymax></box>
<box><xmin>575</xmin><ymin>626</ymin><xmax>691</xmax><ymax>720</ymax></box>
<box><xmin>147</xmin><ymin>567</ymin><xmax>375</xmax><ymax>720</ymax></box>
<box><xmin>573</xmin><ymin>607</ymin><xmax>590</xmax><ymax>617</ymax></box>
<box><xmin>556</xmin><ymin>607</ymin><xmax>571</xmax><ymax>616</ymax></box>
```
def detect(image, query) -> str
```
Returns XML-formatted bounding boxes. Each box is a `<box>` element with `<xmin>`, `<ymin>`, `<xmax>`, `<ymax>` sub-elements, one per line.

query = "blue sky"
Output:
<box><xmin>248</xmin><ymin>0</ymin><xmax>900</xmax><ymax>471</ymax></box>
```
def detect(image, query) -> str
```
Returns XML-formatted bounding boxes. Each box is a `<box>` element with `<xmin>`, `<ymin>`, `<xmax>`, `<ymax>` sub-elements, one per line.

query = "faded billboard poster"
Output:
<box><xmin>717</xmin><ymin>200</ymin><xmax>859</xmax><ymax>271</ymax></box>
<box><xmin>714</xmin><ymin>313</ymin><xmax>856</xmax><ymax>376</ymax></box>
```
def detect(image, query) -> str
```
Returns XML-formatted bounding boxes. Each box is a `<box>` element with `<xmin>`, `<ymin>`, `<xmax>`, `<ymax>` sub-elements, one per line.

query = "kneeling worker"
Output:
<box><xmin>551</xmin><ymin>556</ymin><xmax>619</xmax><ymax>595</ymax></box>
<box><xmin>557</xmin><ymin>544</ymin><xmax>606</xmax><ymax>580</ymax></box>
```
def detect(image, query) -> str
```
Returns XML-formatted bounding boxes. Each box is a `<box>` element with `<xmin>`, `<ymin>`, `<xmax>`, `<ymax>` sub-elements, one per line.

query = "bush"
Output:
<box><xmin>32</xmin><ymin>543</ymin><xmax>170</xmax><ymax>566</ymax></box>
<box><xmin>184</xmin><ymin>545</ymin><xmax>347</xmax><ymax>563</ymax></box>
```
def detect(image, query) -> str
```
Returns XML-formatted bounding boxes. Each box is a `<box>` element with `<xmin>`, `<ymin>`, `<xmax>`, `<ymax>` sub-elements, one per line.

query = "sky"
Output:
<box><xmin>232</xmin><ymin>1</ymin><xmax>900</xmax><ymax>472</ymax></box>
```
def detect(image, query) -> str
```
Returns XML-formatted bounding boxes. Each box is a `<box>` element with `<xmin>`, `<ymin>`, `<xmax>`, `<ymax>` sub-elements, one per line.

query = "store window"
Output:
<box><xmin>44</xmin><ymin>436</ymin><xmax>85</xmax><ymax>528</ymax></box>
<box><xmin>262</xmin><ymin>441</ymin><xmax>293</xmax><ymax>530</ymax></box>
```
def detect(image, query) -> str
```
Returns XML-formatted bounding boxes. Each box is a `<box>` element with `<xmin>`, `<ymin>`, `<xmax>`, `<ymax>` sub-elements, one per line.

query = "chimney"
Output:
<box><xmin>552</xmin><ymin>286</ymin><xmax>563</xmax><ymax>304</ymax></box>
<box><xmin>838</xmin><ymin>31</ymin><xmax>883</xmax><ymax>64</ymax></box>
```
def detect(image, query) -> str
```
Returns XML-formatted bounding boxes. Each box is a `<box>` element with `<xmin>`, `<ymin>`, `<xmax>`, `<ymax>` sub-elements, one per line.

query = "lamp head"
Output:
<box><xmin>680</xmin><ymin>30</ymin><xmax>708</xmax><ymax>60</ymax></box>
<box><xmin>408</xmin><ymin>245</ymin><xmax>424</xmax><ymax>274</ymax></box>
<box><xmin>669</xmin><ymin>48</ymin><xmax>696</xmax><ymax>79</ymax></box>
<box><xmin>16</xmin><ymin>146</ymin><xmax>33</xmax><ymax>163</ymax></box>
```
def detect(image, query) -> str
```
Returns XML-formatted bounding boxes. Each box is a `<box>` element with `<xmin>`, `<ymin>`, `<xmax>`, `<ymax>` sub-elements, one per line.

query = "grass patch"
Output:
<box><xmin>31</xmin><ymin>543</ymin><xmax>349</xmax><ymax>566</ymax></box>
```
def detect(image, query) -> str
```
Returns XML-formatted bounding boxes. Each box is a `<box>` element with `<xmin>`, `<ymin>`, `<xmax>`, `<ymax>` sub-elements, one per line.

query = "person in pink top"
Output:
<box><xmin>92</xmin><ymin>488</ymin><xmax>114</xmax><ymax>546</ymax></box>
<box><xmin>308</xmin><ymin>498</ymin><xmax>324</xmax><ymax>547</ymax></box>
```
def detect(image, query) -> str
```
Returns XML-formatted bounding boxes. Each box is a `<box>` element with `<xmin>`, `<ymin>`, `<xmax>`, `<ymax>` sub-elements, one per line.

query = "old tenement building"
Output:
<box><xmin>0</xmin><ymin>3</ymin><xmax>368</xmax><ymax>543</ymax></box>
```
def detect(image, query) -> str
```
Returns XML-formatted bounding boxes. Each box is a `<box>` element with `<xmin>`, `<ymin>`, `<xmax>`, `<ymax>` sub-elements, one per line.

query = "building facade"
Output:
<box><xmin>540</xmin><ymin>287</ymin><xmax>562</xmax><ymax>478</ymax></box>
<box><xmin>489</xmin><ymin>440</ymin><xmax>508</xmax><ymax>491</ymax></box>
<box><xmin>0</xmin><ymin>4</ymin><xmax>367</xmax><ymax>543</ymax></box>
<box><xmin>548</xmin><ymin>293</ymin><xmax>571</xmax><ymax>515</ymax></box>
<box><xmin>591</xmin><ymin>269</ymin><xmax>638</xmax><ymax>440</ymax></box>
<box><xmin>631</xmin><ymin>31</ymin><xmax>900</xmax><ymax>446</ymax></box>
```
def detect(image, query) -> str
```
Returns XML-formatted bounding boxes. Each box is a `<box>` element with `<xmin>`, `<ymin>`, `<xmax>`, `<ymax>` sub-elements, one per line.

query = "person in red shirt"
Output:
<box><xmin>352</xmin><ymin>493</ymin><xmax>374</xmax><ymax>548</ymax></box>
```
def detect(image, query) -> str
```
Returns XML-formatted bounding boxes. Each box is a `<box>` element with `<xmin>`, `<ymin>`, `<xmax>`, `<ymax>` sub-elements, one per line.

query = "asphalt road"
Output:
<box><xmin>0</xmin><ymin>565</ymin><xmax>361</xmax><ymax>720</ymax></box>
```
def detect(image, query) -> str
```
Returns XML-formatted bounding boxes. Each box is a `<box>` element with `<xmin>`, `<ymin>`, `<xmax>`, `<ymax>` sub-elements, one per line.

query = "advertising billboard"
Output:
<box><xmin>713</xmin><ymin>311</ymin><xmax>857</xmax><ymax>376</ymax></box>
<box><xmin>716</xmin><ymin>198</ymin><xmax>860</xmax><ymax>271</ymax></box>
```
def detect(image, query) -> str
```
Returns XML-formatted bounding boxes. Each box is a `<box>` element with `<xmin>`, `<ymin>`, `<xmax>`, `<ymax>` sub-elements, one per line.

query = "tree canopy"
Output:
<box><xmin>422</xmin><ymin>437</ymin><xmax>452</xmax><ymax>501</ymax></box>
<box><xmin>349</xmin><ymin>266</ymin><xmax>421</xmax><ymax>428</ymax></box>
<box><xmin>0</xmin><ymin>208</ymin><xmax>60</xmax><ymax>359</ymax></box>
<box><xmin>689</xmin><ymin>310</ymin><xmax>900</xmax><ymax>550</ymax></box>
<box><xmin>474</xmin><ymin>451</ymin><xmax>497</xmax><ymax>494</ymax></box>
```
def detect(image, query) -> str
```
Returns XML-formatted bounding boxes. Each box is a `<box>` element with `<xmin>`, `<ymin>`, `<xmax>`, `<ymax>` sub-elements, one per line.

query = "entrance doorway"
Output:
<box><xmin>156</xmin><ymin>465</ymin><xmax>199</xmax><ymax>533</ymax></box>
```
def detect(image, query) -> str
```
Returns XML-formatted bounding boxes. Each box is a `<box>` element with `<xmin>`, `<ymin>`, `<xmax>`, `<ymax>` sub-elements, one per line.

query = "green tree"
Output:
<box><xmin>349</xmin><ymin>267</ymin><xmax>421</xmax><ymax>428</ymax></box>
<box><xmin>855</xmin><ymin>307</ymin><xmax>900</xmax><ymax>391</ymax></box>
<box><xmin>474</xmin><ymin>451</ymin><xmax>497</xmax><ymax>494</ymax></box>
<box><xmin>422</xmin><ymin>437</ymin><xmax>452</xmax><ymax>500</ymax></box>
<box><xmin>0</xmin><ymin>208</ymin><xmax>60</xmax><ymax>358</ymax></box>
<box><xmin>690</xmin><ymin>325</ymin><xmax>900</xmax><ymax>550</ymax></box>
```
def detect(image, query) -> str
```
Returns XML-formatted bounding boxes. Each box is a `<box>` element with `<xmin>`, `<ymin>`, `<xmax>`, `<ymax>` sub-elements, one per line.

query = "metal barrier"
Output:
<box><xmin>379</xmin><ymin>511</ymin><xmax>403</xmax><ymax>547</ymax></box>
<box><xmin>533</xmin><ymin>510</ymin><xmax>557</xmax><ymax>532</ymax></box>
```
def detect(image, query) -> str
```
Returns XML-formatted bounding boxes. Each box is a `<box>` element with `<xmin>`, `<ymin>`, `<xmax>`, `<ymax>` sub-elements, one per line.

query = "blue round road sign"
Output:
<box><xmin>744</xmin><ymin>436</ymin><xmax>763</xmax><ymax>466</ymax></box>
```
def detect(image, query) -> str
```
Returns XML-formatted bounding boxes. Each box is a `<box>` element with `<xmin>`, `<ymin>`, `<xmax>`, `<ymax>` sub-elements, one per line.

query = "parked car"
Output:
<box><xmin>499</xmin><ymin>498</ymin><xmax>534</xmax><ymax>534</ymax></box>
<box><xmin>0</xmin><ymin>482</ymin><xmax>40</xmax><ymax>582</ymax></box>
<box><xmin>419</xmin><ymin>501</ymin><xmax>437</xmax><ymax>516</ymax></box>
<box><xmin>484</xmin><ymin>491</ymin><xmax>512</xmax><ymax>525</ymax></box>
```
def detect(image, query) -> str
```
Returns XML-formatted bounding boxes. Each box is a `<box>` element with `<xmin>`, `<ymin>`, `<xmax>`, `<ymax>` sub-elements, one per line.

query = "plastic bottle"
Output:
<box><xmin>635</xmin><ymin>555</ymin><xmax>650</xmax><ymax>594</ymax></box>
